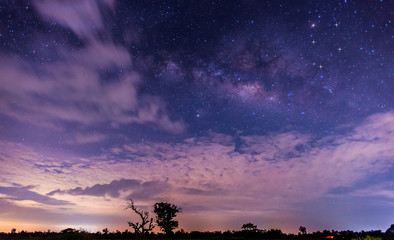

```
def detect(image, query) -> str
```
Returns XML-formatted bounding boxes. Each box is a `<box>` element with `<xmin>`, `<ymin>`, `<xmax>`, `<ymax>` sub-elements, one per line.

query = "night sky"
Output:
<box><xmin>0</xmin><ymin>0</ymin><xmax>393</xmax><ymax>234</ymax></box>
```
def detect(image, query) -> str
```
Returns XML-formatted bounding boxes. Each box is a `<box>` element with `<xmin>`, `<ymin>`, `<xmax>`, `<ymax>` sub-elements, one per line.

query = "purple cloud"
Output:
<box><xmin>0</xmin><ymin>185</ymin><xmax>71</xmax><ymax>206</ymax></box>
<box><xmin>48</xmin><ymin>179</ymin><xmax>173</xmax><ymax>201</ymax></box>
<box><xmin>0</xmin><ymin>111</ymin><xmax>393</xmax><ymax>232</ymax></box>
<box><xmin>0</xmin><ymin>0</ymin><xmax>184</xmax><ymax>134</ymax></box>
<box><xmin>48</xmin><ymin>179</ymin><xmax>141</xmax><ymax>198</ymax></box>
<box><xmin>33</xmin><ymin>0</ymin><xmax>115</xmax><ymax>40</ymax></box>
<box><xmin>127</xmin><ymin>180</ymin><xmax>172</xmax><ymax>201</ymax></box>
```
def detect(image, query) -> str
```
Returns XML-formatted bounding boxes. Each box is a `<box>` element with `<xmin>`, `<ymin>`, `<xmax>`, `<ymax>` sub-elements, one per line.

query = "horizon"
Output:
<box><xmin>0</xmin><ymin>0</ymin><xmax>393</xmax><ymax>235</ymax></box>
<box><xmin>1</xmin><ymin>221</ymin><xmax>393</xmax><ymax>235</ymax></box>
<box><xmin>0</xmin><ymin>225</ymin><xmax>393</xmax><ymax>235</ymax></box>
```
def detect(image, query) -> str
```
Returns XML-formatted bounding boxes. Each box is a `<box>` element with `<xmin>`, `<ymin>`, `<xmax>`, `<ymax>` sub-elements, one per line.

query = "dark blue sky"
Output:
<box><xmin>0</xmin><ymin>0</ymin><xmax>393</xmax><ymax>233</ymax></box>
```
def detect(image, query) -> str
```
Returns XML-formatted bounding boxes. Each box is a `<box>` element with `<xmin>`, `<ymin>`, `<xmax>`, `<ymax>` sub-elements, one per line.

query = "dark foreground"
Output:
<box><xmin>1</xmin><ymin>228</ymin><xmax>393</xmax><ymax>240</ymax></box>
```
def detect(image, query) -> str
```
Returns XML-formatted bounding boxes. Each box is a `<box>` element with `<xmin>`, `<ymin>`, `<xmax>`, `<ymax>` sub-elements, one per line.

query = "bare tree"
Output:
<box><xmin>126</xmin><ymin>200</ymin><xmax>155</xmax><ymax>239</ymax></box>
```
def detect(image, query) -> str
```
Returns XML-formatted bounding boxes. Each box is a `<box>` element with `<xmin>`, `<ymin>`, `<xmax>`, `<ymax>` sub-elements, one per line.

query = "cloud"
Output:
<box><xmin>127</xmin><ymin>181</ymin><xmax>172</xmax><ymax>201</ymax></box>
<box><xmin>0</xmin><ymin>0</ymin><xmax>184</xmax><ymax>134</ymax></box>
<box><xmin>238</xmin><ymin>131</ymin><xmax>312</xmax><ymax>158</ymax></box>
<box><xmin>0</xmin><ymin>111</ymin><xmax>393</xmax><ymax>232</ymax></box>
<box><xmin>33</xmin><ymin>0</ymin><xmax>115</xmax><ymax>40</ymax></box>
<box><xmin>180</xmin><ymin>187</ymin><xmax>222</xmax><ymax>196</ymax></box>
<box><xmin>100</xmin><ymin>111</ymin><xmax>394</xmax><ymax>209</ymax></box>
<box><xmin>67</xmin><ymin>132</ymin><xmax>108</xmax><ymax>145</ymax></box>
<box><xmin>0</xmin><ymin>185</ymin><xmax>71</xmax><ymax>206</ymax></box>
<box><xmin>48</xmin><ymin>179</ymin><xmax>141</xmax><ymax>198</ymax></box>
<box><xmin>48</xmin><ymin>179</ymin><xmax>172</xmax><ymax>201</ymax></box>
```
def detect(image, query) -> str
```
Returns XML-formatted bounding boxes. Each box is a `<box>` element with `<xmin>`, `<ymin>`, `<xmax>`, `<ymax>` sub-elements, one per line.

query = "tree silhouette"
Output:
<box><xmin>386</xmin><ymin>224</ymin><xmax>394</xmax><ymax>234</ymax></box>
<box><xmin>126</xmin><ymin>200</ymin><xmax>155</xmax><ymax>240</ymax></box>
<box><xmin>61</xmin><ymin>228</ymin><xmax>77</xmax><ymax>234</ymax></box>
<box><xmin>299</xmin><ymin>226</ymin><xmax>307</xmax><ymax>235</ymax></box>
<box><xmin>241</xmin><ymin>223</ymin><xmax>258</xmax><ymax>232</ymax></box>
<box><xmin>153</xmin><ymin>202</ymin><xmax>181</xmax><ymax>238</ymax></box>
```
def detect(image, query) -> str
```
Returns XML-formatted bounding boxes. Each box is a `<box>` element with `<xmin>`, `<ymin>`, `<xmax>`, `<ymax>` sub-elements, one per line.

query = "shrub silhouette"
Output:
<box><xmin>55</xmin><ymin>228</ymin><xmax>94</xmax><ymax>240</ymax></box>
<box><xmin>241</xmin><ymin>223</ymin><xmax>258</xmax><ymax>232</ymax></box>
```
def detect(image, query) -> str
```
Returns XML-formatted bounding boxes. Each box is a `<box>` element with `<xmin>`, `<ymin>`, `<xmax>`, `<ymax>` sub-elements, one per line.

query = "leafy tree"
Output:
<box><xmin>299</xmin><ymin>226</ymin><xmax>307</xmax><ymax>235</ymax></box>
<box><xmin>126</xmin><ymin>200</ymin><xmax>155</xmax><ymax>240</ymax></box>
<box><xmin>102</xmin><ymin>228</ymin><xmax>108</xmax><ymax>235</ymax></box>
<box><xmin>153</xmin><ymin>202</ymin><xmax>181</xmax><ymax>237</ymax></box>
<box><xmin>241</xmin><ymin>223</ymin><xmax>258</xmax><ymax>232</ymax></box>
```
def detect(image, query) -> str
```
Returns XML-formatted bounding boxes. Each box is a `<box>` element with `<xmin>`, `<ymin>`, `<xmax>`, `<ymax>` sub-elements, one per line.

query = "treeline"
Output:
<box><xmin>1</xmin><ymin>199</ymin><xmax>393</xmax><ymax>240</ymax></box>
<box><xmin>0</xmin><ymin>227</ymin><xmax>393</xmax><ymax>240</ymax></box>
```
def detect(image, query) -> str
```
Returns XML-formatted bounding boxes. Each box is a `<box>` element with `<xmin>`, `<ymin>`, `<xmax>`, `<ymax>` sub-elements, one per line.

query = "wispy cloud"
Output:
<box><xmin>48</xmin><ymin>178</ymin><xmax>173</xmax><ymax>202</ymax></box>
<box><xmin>33</xmin><ymin>0</ymin><xmax>116</xmax><ymax>40</ymax></box>
<box><xmin>0</xmin><ymin>185</ymin><xmax>71</xmax><ymax>206</ymax></box>
<box><xmin>0</xmin><ymin>0</ymin><xmax>184</xmax><ymax>134</ymax></box>
<box><xmin>48</xmin><ymin>179</ymin><xmax>141</xmax><ymax>198</ymax></box>
<box><xmin>67</xmin><ymin>132</ymin><xmax>108</xmax><ymax>145</ymax></box>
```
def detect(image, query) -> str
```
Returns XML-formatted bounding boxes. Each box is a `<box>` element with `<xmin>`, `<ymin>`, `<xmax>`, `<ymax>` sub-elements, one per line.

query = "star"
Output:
<box><xmin>0</xmin><ymin>0</ymin><xmax>392</xmax><ymax>234</ymax></box>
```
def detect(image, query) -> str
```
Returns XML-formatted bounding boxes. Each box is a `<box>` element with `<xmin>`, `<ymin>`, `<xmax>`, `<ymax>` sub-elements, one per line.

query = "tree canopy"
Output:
<box><xmin>241</xmin><ymin>223</ymin><xmax>258</xmax><ymax>232</ymax></box>
<box><xmin>153</xmin><ymin>202</ymin><xmax>181</xmax><ymax>236</ymax></box>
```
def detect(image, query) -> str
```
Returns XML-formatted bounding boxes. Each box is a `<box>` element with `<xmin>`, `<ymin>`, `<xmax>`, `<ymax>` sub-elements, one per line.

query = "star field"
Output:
<box><xmin>0</xmin><ymin>0</ymin><xmax>393</xmax><ymax>233</ymax></box>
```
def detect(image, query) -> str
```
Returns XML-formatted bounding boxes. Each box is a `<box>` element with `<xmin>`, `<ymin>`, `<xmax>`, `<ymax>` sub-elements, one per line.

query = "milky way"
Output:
<box><xmin>0</xmin><ymin>0</ymin><xmax>393</xmax><ymax>233</ymax></box>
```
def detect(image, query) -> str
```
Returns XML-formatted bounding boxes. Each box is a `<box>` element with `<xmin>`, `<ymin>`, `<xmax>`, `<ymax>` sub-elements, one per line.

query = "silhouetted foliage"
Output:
<box><xmin>299</xmin><ymin>226</ymin><xmax>307</xmax><ymax>235</ymax></box>
<box><xmin>153</xmin><ymin>202</ymin><xmax>181</xmax><ymax>237</ymax></box>
<box><xmin>126</xmin><ymin>199</ymin><xmax>155</xmax><ymax>239</ymax></box>
<box><xmin>57</xmin><ymin>228</ymin><xmax>94</xmax><ymax>240</ymax></box>
<box><xmin>242</xmin><ymin>223</ymin><xmax>258</xmax><ymax>232</ymax></box>
<box><xmin>61</xmin><ymin>228</ymin><xmax>77</xmax><ymax>234</ymax></box>
<box><xmin>1</xmin><ymin>224</ymin><xmax>394</xmax><ymax>240</ymax></box>
<box><xmin>386</xmin><ymin>224</ymin><xmax>394</xmax><ymax>234</ymax></box>
<box><xmin>266</xmin><ymin>228</ymin><xmax>284</xmax><ymax>239</ymax></box>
